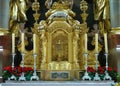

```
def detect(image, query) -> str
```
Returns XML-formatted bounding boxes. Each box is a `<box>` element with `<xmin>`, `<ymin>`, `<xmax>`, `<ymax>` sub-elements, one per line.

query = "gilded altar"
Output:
<box><xmin>18</xmin><ymin>0</ymin><xmax>102</xmax><ymax>80</ymax></box>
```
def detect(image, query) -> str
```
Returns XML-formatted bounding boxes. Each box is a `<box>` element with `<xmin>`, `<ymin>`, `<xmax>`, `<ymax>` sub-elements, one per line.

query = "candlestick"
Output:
<box><xmin>104</xmin><ymin>53</ymin><xmax>111</xmax><ymax>80</ymax></box>
<box><xmin>104</xmin><ymin>33</ymin><xmax>108</xmax><ymax>53</ymax></box>
<box><xmin>93</xmin><ymin>53</ymin><xmax>100</xmax><ymax>81</ymax></box>
<box><xmin>21</xmin><ymin>33</ymin><xmax>24</xmax><ymax>53</ymax></box>
<box><xmin>12</xmin><ymin>33</ymin><xmax>15</xmax><ymax>54</ymax></box>
<box><xmin>19</xmin><ymin>53</ymin><xmax>26</xmax><ymax>81</ymax></box>
<box><xmin>95</xmin><ymin>33</ymin><xmax>98</xmax><ymax>53</ymax></box>
<box><xmin>9</xmin><ymin>53</ymin><xmax>16</xmax><ymax>80</ymax></box>
<box><xmin>85</xmin><ymin>33</ymin><xmax>88</xmax><ymax>53</ymax></box>
<box><xmin>82</xmin><ymin>53</ymin><xmax>91</xmax><ymax>80</ymax></box>
<box><xmin>30</xmin><ymin>54</ymin><xmax>39</xmax><ymax>81</ymax></box>
<box><xmin>33</xmin><ymin>34</ymin><xmax>36</xmax><ymax>54</ymax></box>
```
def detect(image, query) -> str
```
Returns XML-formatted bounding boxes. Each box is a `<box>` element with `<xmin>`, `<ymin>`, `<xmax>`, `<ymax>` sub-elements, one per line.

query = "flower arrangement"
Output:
<box><xmin>2</xmin><ymin>66</ymin><xmax>33</xmax><ymax>81</ymax></box>
<box><xmin>87</xmin><ymin>66</ymin><xmax>118</xmax><ymax>81</ymax></box>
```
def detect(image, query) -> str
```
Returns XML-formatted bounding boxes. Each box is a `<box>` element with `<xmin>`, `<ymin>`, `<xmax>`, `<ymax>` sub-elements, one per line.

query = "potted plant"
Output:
<box><xmin>87</xmin><ymin>66</ymin><xmax>117</xmax><ymax>81</ymax></box>
<box><xmin>2</xmin><ymin>66</ymin><xmax>33</xmax><ymax>81</ymax></box>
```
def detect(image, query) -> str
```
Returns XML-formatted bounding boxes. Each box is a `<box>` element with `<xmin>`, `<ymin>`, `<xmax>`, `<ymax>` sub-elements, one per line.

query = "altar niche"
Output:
<box><xmin>52</xmin><ymin>31</ymin><xmax>68</xmax><ymax>62</ymax></box>
<box><xmin>40</xmin><ymin>18</ymin><xmax>80</xmax><ymax>70</ymax></box>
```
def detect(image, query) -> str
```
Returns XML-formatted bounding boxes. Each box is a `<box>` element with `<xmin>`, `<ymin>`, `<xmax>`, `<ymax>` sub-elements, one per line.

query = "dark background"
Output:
<box><xmin>25</xmin><ymin>0</ymin><xmax>95</xmax><ymax>32</ymax></box>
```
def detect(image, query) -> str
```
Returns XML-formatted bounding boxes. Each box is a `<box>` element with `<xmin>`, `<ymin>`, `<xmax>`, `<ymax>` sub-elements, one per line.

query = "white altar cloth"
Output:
<box><xmin>1</xmin><ymin>81</ymin><xmax>115</xmax><ymax>86</ymax></box>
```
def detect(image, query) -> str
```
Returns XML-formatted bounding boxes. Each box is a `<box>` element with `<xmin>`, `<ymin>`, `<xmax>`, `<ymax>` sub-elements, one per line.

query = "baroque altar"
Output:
<box><xmin>17</xmin><ymin>0</ymin><xmax>102</xmax><ymax>80</ymax></box>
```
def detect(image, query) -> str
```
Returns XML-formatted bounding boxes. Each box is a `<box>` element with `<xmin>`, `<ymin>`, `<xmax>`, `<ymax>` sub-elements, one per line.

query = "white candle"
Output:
<box><xmin>85</xmin><ymin>33</ymin><xmax>88</xmax><ymax>53</ymax></box>
<box><xmin>12</xmin><ymin>33</ymin><xmax>15</xmax><ymax>54</ymax></box>
<box><xmin>21</xmin><ymin>33</ymin><xmax>24</xmax><ymax>53</ymax></box>
<box><xmin>95</xmin><ymin>33</ymin><xmax>98</xmax><ymax>53</ymax></box>
<box><xmin>104</xmin><ymin>33</ymin><xmax>108</xmax><ymax>53</ymax></box>
<box><xmin>33</xmin><ymin>34</ymin><xmax>36</xmax><ymax>54</ymax></box>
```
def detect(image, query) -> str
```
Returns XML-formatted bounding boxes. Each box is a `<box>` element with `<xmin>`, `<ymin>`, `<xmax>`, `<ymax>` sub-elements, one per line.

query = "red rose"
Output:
<box><xmin>27</xmin><ymin>67</ymin><xmax>33</xmax><ymax>71</ymax></box>
<box><xmin>17</xmin><ymin>67</ymin><xmax>22</xmax><ymax>73</ymax></box>
<box><xmin>87</xmin><ymin>67</ymin><xmax>95</xmax><ymax>72</ymax></box>
<box><xmin>3</xmin><ymin>66</ymin><xmax>12</xmax><ymax>73</ymax></box>
<box><xmin>98</xmin><ymin>67</ymin><xmax>103</xmax><ymax>71</ymax></box>
<box><xmin>100</xmin><ymin>71</ymin><xmax>104</xmax><ymax>74</ymax></box>
<box><xmin>108</xmin><ymin>67</ymin><xmax>112</xmax><ymax>72</ymax></box>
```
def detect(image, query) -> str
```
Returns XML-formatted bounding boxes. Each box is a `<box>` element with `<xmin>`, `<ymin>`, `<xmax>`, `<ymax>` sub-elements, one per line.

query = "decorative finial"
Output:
<box><xmin>32</xmin><ymin>0</ymin><xmax>40</xmax><ymax>34</ymax></box>
<box><xmin>80</xmin><ymin>0</ymin><xmax>88</xmax><ymax>23</ymax></box>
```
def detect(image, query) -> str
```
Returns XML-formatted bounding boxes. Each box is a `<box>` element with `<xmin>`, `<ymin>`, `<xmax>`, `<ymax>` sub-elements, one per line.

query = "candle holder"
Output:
<box><xmin>82</xmin><ymin>53</ymin><xmax>91</xmax><ymax>80</ymax></box>
<box><xmin>93</xmin><ymin>53</ymin><xmax>100</xmax><ymax>81</ymax></box>
<box><xmin>19</xmin><ymin>53</ymin><xmax>26</xmax><ymax>81</ymax></box>
<box><xmin>9</xmin><ymin>53</ymin><xmax>17</xmax><ymax>80</ymax></box>
<box><xmin>104</xmin><ymin>53</ymin><xmax>111</xmax><ymax>80</ymax></box>
<box><xmin>30</xmin><ymin>54</ymin><xmax>39</xmax><ymax>81</ymax></box>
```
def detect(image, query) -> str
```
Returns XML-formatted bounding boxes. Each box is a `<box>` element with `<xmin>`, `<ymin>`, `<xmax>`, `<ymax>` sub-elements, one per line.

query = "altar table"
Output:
<box><xmin>1</xmin><ymin>81</ymin><xmax>115</xmax><ymax>86</ymax></box>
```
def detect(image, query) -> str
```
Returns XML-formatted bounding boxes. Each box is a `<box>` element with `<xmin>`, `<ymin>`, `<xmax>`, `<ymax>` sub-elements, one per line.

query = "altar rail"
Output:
<box><xmin>1</xmin><ymin>81</ymin><xmax>115</xmax><ymax>86</ymax></box>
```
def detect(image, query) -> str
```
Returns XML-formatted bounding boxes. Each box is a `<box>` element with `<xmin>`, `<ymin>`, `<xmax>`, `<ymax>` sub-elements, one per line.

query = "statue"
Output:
<box><xmin>45</xmin><ymin>0</ymin><xmax>53</xmax><ymax>9</ymax></box>
<box><xmin>64</xmin><ymin>0</ymin><xmax>73</xmax><ymax>9</ymax></box>
<box><xmin>9</xmin><ymin>0</ymin><xmax>30</xmax><ymax>36</ymax></box>
<box><xmin>93</xmin><ymin>0</ymin><xmax>110</xmax><ymax>34</ymax></box>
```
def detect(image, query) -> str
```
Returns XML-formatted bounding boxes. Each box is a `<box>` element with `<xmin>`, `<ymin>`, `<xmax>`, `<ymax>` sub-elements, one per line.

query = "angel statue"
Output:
<box><xmin>64</xmin><ymin>0</ymin><xmax>74</xmax><ymax>9</ymax></box>
<box><xmin>45</xmin><ymin>0</ymin><xmax>53</xmax><ymax>9</ymax></box>
<box><xmin>9</xmin><ymin>0</ymin><xmax>30</xmax><ymax>36</ymax></box>
<box><xmin>93</xmin><ymin>0</ymin><xmax>110</xmax><ymax>34</ymax></box>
